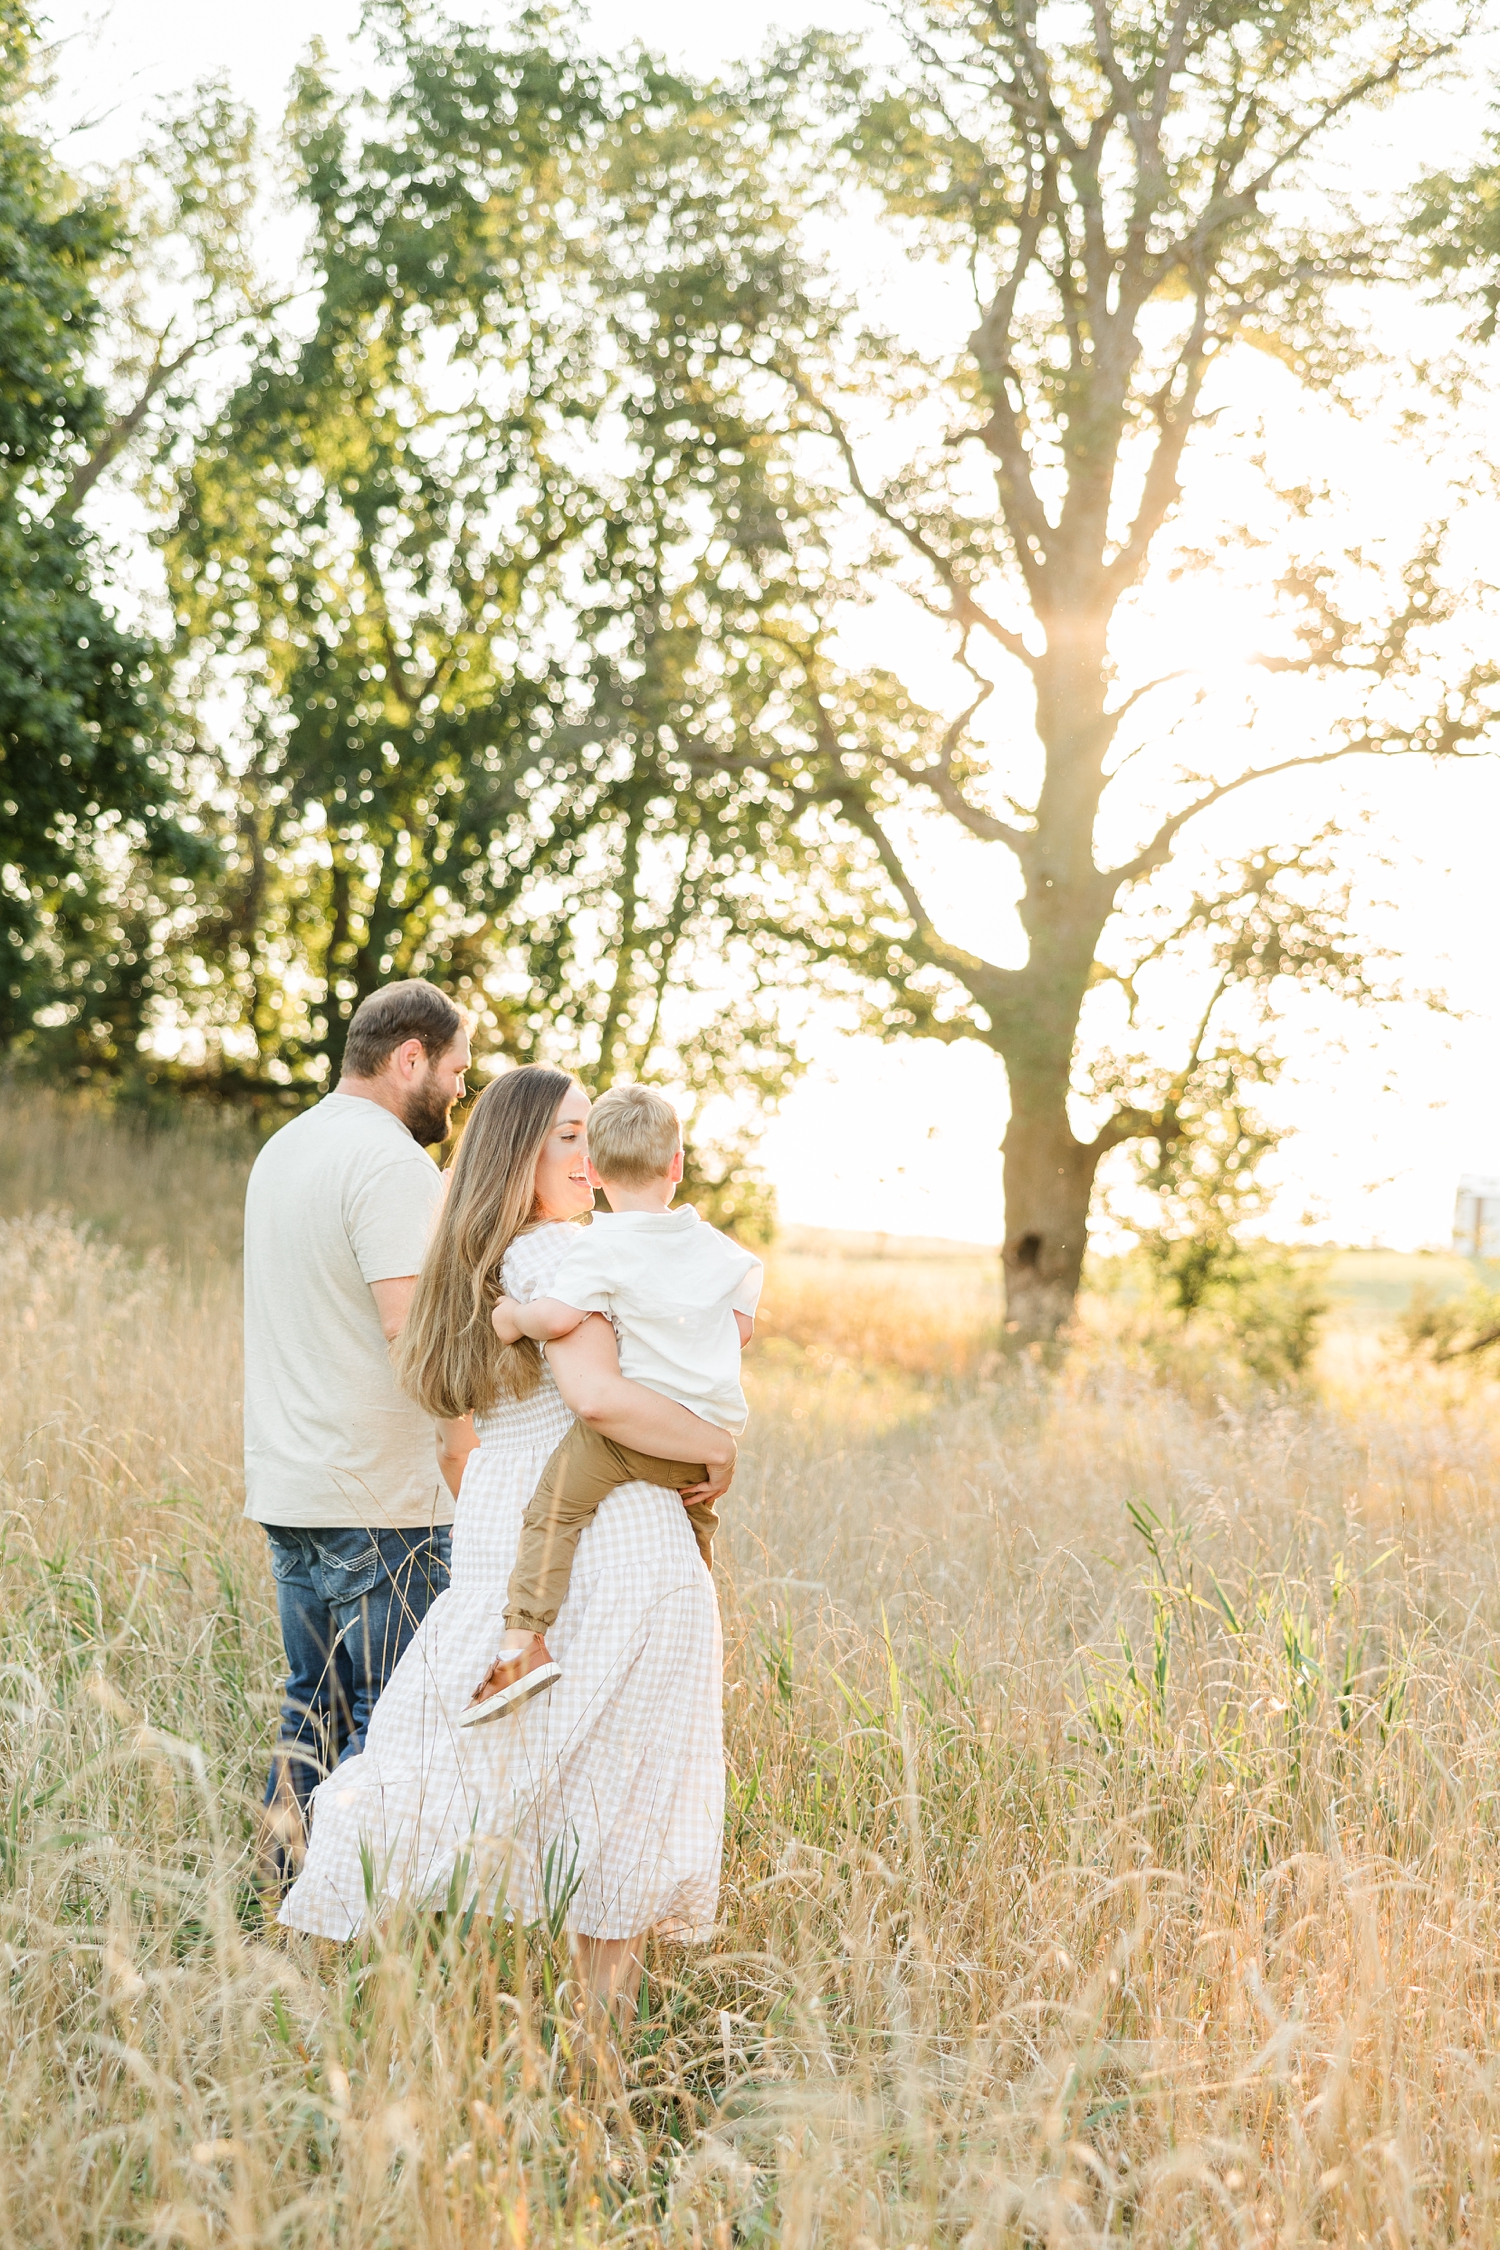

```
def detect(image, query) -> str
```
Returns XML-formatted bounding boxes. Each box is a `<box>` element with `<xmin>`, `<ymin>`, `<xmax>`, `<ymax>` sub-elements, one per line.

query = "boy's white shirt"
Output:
<box><xmin>548</xmin><ymin>1205</ymin><xmax>763</xmax><ymax>1435</ymax></box>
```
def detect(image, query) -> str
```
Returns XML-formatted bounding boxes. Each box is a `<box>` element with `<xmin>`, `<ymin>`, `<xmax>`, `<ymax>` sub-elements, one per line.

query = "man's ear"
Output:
<box><xmin>669</xmin><ymin>1147</ymin><xmax>685</xmax><ymax>1183</ymax></box>
<box><xmin>392</xmin><ymin>1036</ymin><xmax>426</xmax><ymax>1079</ymax></box>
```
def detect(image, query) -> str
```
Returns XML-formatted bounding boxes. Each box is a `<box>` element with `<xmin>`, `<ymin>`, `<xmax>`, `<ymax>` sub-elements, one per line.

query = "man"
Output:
<box><xmin>244</xmin><ymin>978</ymin><xmax>474</xmax><ymax>1875</ymax></box>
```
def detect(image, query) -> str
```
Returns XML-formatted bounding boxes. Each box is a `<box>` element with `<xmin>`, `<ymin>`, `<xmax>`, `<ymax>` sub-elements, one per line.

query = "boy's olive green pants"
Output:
<box><xmin>503</xmin><ymin>1421</ymin><xmax>718</xmax><ymax>1636</ymax></box>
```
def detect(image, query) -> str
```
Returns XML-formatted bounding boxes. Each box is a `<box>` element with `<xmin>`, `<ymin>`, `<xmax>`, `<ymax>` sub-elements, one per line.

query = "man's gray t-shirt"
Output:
<box><xmin>242</xmin><ymin>1092</ymin><xmax>450</xmax><ymax>1529</ymax></box>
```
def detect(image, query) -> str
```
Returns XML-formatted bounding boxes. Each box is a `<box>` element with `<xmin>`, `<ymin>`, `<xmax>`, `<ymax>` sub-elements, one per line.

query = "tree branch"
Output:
<box><xmin>968</xmin><ymin>152</ymin><xmax>1053</xmax><ymax>389</ymax></box>
<box><xmin>1106</xmin><ymin>669</ymin><xmax>1191</xmax><ymax>730</ymax></box>
<box><xmin>833</xmin><ymin>786</ymin><xmax>1023</xmax><ymax>1022</ymax></box>
<box><xmin>1086</xmin><ymin>1104</ymin><xmax>1169</xmax><ymax>1158</ymax></box>
<box><xmin>1085</xmin><ymin>964</ymin><xmax>1231</xmax><ymax>1158</ymax></box>
<box><xmin>1435</xmin><ymin>1323</ymin><xmax>1500</xmax><ymax>1365</ymax></box>
<box><xmin>872</xmin><ymin>700</ymin><xmax>1031</xmax><ymax>854</ymax></box>
<box><xmin>686</xmin><ymin>692</ymin><xmax>1024</xmax><ymax>1023</ymax></box>
<box><xmin>782</xmin><ymin>366</ymin><xmax>1038</xmax><ymax>672</ymax></box>
<box><xmin>972</xmin><ymin>374</ymin><xmax>1056</xmax><ymax>607</ymax></box>
<box><xmin>1104</xmin><ymin>288</ymin><xmax>1211</xmax><ymax>593</ymax></box>
<box><xmin>1107</xmin><ymin>726</ymin><xmax>1493</xmax><ymax>889</ymax></box>
<box><xmin>50</xmin><ymin>300</ymin><xmax>289</xmax><ymax>521</ymax></box>
<box><xmin>1089</xmin><ymin>0</ymin><xmax>1151</xmax><ymax>176</ymax></box>
<box><xmin>755</xmin><ymin>623</ymin><xmax>1032</xmax><ymax>853</ymax></box>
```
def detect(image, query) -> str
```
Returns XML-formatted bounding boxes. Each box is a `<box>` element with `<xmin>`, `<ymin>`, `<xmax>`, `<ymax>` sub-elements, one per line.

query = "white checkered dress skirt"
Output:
<box><xmin>279</xmin><ymin>1222</ymin><xmax>725</xmax><ymax>1943</ymax></box>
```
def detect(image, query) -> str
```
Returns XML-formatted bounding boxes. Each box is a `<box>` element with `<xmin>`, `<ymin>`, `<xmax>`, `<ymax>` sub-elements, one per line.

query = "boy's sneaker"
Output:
<box><xmin>460</xmin><ymin>1636</ymin><xmax>561</xmax><ymax>1727</ymax></box>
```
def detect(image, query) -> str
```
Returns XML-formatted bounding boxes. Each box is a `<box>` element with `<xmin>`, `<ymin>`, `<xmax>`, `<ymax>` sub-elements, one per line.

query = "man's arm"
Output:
<box><xmin>369</xmin><ymin>1277</ymin><xmax>476</xmax><ymax>1497</ymax></box>
<box><xmin>490</xmin><ymin>1292</ymin><xmax>589</xmax><ymax>1346</ymax></box>
<box><xmin>370</xmin><ymin>1275</ymin><xmax>418</xmax><ymax>1341</ymax></box>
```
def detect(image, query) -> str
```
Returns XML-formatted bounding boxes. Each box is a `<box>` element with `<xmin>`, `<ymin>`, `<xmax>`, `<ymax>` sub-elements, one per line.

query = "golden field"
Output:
<box><xmin>6</xmin><ymin>1088</ymin><xmax>1500</xmax><ymax>2245</ymax></box>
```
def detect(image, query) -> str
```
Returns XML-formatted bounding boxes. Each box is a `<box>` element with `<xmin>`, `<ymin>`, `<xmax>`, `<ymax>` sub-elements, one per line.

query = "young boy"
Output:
<box><xmin>460</xmin><ymin>1083</ymin><xmax>762</xmax><ymax>1726</ymax></box>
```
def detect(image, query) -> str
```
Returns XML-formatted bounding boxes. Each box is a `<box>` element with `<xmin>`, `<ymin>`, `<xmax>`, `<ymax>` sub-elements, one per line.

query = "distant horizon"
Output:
<box><xmin>775</xmin><ymin>1220</ymin><xmax>1489</xmax><ymax>1262</ymax></box>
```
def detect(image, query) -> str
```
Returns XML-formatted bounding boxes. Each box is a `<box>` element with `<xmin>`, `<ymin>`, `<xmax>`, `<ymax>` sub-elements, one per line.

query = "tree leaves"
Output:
<box><xmin>143</xmin><ymin>6</ymin><xmax>858</xmax><ymax>1233</ymax></box>
<box><xmin>0</xmin><ymin>1</ymin><xmax>196</xmax><ymax>1066</ymax></box>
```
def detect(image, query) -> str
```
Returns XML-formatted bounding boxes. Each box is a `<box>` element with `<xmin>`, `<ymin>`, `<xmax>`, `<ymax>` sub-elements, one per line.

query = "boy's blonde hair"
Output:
<box><xmin>587</xmin><ymin>1084</ymin><xmax>681</xmax><ymax>1186</ymax></box>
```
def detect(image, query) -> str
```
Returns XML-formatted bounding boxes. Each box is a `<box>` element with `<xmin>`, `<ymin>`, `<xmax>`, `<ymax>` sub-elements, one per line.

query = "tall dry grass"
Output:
<box><xmin>0</xmin><ymin>1082</ymin><xmax>258</xmax><ymax>1269</ymax></box>
<box><xmin>4</xmin><ymin>1091</ymin><xmax>1500</xmax><ymax>2243</ymax></box>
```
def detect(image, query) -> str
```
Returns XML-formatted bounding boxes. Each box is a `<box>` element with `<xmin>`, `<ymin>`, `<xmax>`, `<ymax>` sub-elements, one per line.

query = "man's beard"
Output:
<box><xmin>400</xmin><ymin>1073</ymin><xmax>456</xmax><ymax>1148</ymax></box>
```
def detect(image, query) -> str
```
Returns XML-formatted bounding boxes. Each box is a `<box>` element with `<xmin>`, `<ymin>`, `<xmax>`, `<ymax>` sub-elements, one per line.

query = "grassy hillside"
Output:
<box><xmin>1318</xmin><ymin>1243</ymin><xmax>1500</xmax><ymax>1326</ymax></box>
<box><xmin>780</xmin><ymin>1220</ymin><xmax>1500</xmax><ymax>1335</ymax></box>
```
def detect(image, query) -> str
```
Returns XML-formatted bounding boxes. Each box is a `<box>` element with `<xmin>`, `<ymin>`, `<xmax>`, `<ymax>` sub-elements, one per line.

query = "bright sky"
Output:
<box><xmin>39</xmin><ymin>0</ymin><xmax>1500</xmax><ymax>1253</ymax></box>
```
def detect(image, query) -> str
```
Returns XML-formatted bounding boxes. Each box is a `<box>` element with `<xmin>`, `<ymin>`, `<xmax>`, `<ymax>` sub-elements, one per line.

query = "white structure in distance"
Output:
<box><xmin>1453</xmin><ymin>1177</ymin><xmax>1500</xmax><ymax>1258</ymax></box>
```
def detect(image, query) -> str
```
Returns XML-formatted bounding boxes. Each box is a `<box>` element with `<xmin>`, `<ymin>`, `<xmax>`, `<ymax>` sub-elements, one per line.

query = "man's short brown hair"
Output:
<box><xmin>342</xmin><ymin>980</ymin><xmax>464</xmax><ymax>1080</ymax></box>
<box><xmin>586</xmin><ymin>1084</ymin><xmax>681</xmax><ymax>1186</ymax></box>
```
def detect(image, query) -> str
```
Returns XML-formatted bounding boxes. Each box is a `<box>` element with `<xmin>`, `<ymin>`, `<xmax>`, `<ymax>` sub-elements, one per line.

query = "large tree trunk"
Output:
<box><xmin>998</xmin><ymin>670</ymin><xmax>1112</xmax><ymax>1342</ymax></box>
<box><xmin>1000</xmin><ymin>1080</ymin><xmax>1100</xmax><ymax>1342</ymax></box>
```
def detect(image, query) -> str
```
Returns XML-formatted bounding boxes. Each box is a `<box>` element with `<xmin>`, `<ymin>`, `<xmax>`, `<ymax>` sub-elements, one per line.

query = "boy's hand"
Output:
<box><xmin>491</xmin><ymin>1295</ymin><xmax>523</xmax><ymax>1345</ymax></box>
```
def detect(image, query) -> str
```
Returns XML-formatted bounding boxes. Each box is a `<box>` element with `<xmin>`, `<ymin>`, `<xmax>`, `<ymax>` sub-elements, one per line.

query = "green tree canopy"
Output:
<box><xmin>158</xmin><ymin>12</ymin><xmax>850</xmax><ymax>1211</ymax></box>
<box><xmin>0</xmin><ymin>0</ymin><xmax>193</xmax><ymax>1069</ymax></box>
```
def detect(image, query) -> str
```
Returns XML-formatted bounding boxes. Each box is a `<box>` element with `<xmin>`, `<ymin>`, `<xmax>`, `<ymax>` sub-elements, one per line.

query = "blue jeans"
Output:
<box><xmin>262</xmin><ymin>1523</ymin><xmax>451</xmax><ymax>1851</ymax></box>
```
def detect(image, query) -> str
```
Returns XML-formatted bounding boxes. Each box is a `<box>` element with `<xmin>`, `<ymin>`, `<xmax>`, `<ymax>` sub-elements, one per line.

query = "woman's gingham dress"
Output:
<box><xmin>278</xmin><ymin>1222</ymin><xmax>724</xmax><ymax>1944</ymax></box>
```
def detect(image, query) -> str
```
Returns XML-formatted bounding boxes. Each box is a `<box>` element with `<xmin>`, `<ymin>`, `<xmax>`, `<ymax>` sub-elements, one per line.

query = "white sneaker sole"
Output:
<box><xmin>459</xmin><ymin>1661</ymin><xmax>561</xmax><ymax>1728</ymax></box>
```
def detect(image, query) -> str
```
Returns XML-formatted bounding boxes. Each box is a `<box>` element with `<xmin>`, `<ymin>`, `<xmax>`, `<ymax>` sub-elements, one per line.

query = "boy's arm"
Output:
<box><xmin>730</xmin><ymin>1253</ymin><xmax>763</xmax><ymax>1352</ymax></box>
<box><xmin>491</xmin><ymin>1293</ymin><xmax>591</xmax><ymax>1346</ymax></box>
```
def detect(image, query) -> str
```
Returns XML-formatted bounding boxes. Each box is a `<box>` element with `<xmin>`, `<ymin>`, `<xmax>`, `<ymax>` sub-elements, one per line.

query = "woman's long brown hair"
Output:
<box><xmin>395</xmin><ymin>1064</ymin><xmax>576</xmax><ymax>1421</ymax></box>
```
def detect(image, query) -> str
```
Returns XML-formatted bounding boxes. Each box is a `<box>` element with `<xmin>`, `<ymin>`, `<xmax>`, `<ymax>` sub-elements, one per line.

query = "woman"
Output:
<box><xmin>278</xmin><ymin>1066</ymin><xmax>735</xmax><ymax>2014</ymax></box>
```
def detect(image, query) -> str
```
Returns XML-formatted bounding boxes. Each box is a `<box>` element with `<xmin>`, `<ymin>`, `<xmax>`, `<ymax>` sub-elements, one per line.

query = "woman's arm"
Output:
<box><xmin>545</xmin><ymin>1315</ymin><xmax>737</xmax><ymax>1503</ymax></box>
<box><xmin>436</xmin><ymin>1413</ymin><xmax>479</xmax><ymax>1500</ymax></box>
